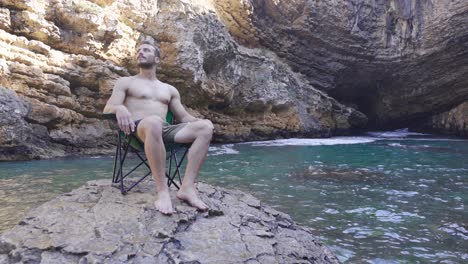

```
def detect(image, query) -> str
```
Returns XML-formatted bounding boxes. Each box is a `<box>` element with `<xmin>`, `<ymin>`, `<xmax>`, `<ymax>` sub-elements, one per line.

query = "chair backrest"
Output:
<box><xmin>166</xmin><ymin>111</ymin><xmax>174</xmax><ymax>124</ymax></box>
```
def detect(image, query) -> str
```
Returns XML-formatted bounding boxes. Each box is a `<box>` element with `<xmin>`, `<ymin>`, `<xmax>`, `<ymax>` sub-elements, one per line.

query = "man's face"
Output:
<box><xmin>136</xmin><ymin>44</ymin><xmax>159</xmax><ymax>69</ymax></box>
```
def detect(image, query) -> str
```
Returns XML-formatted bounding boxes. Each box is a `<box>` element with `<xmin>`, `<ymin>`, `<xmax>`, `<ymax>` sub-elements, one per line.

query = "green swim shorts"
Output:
<box><xmin>134</xmin><ymin>119</ymin><xmax>187</xmax><ymax>143</ymax></box>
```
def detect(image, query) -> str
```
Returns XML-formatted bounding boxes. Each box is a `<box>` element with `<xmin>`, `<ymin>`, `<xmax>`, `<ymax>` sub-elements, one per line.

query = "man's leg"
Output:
<box><xmin>137</xmin><ymin>117</ymin><xmax>174</xmax><ymax>215</ymax></box>
<box><xmin>173</xmin><ymin>119</ymin><xmax>214</xmax><ymax>210</ymax></box>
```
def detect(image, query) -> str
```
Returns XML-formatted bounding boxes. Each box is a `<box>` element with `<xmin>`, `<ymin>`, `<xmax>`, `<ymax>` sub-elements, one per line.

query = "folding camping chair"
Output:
<box><xmin>104</xmin><ymin>112</ymin><xmax>190</xmax><ymax>195</ymax></box>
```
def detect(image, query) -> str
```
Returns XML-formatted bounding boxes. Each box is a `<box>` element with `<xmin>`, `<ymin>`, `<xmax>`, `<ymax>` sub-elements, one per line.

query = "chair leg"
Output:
<box><xmin>111</xmin><ymin>134</ymin><xmax>190</xmax><ymax>194</ymax></box>
<box><xmin>126</xmin><ymin>171</ymin><xmax>151</xmax><ymax>192</ymax></box>
<box><xmin>167</xmin><ymin>147</ymin><xmax>189</xmax><ymax>190</ymax></box>
<box><xmin>112</xmin><ymin>133</ymin><xmax>120</xmax><ymax>184</ymax></box>
<box><xmin>117</xmin><ymin>140</ymin><xmax>132</xmax><ymax>194</ymax></box>
<box><xmin>167</xmin><ymin>149</ymin><xmax>180</xmax><ymax>189</ymax></box>
<box><xmin>122</xmin><ymin>150</ymin><xmax>151</xmax><ymax>192</ymax></box>
<box><xmin>112</xmin><ymin>132</ymin><xmax>122</xmax><ymax>183</ymax></box>
<box><xmin>173</xmin><ymin>148</ymin><xmax>189</xmax><ymax>185</ymax></box>
<box><xmin>167</xmin><ymin>150</ymin><xmax>173</xmax><ymax>186</ymax></box>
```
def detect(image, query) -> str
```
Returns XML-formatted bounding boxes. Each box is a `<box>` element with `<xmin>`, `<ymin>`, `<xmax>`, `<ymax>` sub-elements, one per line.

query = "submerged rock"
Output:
<box><xmin>0</xmin><ymin>180</ymin><xmax>339</xmax><ymax>263</ymax></box>
<box><xmin>292</xmin><ymin>166</ymin><xmax>387</xmax><ymax>184</ymax></box>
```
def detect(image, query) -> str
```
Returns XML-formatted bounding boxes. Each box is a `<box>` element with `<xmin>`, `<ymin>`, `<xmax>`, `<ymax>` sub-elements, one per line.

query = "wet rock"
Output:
<box><xmin>0</xmin><ymin>180</ymin><xmax>339</xmax><ymax>263</ymax></box>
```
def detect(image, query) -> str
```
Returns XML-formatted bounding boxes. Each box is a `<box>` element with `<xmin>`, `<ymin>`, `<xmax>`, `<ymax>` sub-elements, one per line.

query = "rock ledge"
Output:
<box><xmin>0</xmin><ymin>180</ymin><xmax>339</xmax><ymax>264</ymax></box>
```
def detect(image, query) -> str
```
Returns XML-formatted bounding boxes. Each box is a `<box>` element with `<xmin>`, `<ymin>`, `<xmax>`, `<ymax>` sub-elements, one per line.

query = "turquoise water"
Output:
<box><xmin>0</xmin><ymin>130</ymin><xmax>467</xmax><ymax>263</ymax></box>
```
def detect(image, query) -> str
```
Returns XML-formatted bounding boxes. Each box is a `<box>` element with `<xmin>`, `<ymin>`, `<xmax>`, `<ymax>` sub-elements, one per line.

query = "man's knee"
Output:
<box><xmin>198</xmin><ymin>119</ymin><xmax>214</xmax><ymax>138</ymax></box>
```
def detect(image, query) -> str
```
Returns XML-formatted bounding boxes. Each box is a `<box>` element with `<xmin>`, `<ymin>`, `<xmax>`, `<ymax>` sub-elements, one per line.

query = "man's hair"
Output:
<box><xmin>138</xmin><ymin>40</ymin><xmax>160</xmax><ymax>58</ymax></box>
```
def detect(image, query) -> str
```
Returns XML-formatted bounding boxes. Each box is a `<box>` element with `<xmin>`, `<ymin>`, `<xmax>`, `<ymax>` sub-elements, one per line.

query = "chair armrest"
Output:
<box><xmin>103</xmin><ymin>113</ymin><xmax>116</xmax><ymax>120</ymax></box>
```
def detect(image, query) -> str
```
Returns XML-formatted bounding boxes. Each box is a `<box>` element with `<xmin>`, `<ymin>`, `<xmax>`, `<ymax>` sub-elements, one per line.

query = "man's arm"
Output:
<box><xmin>168</xmin><ymin>87</ymin><xmax>199</xmax><ymax>123</ymax></box>
<box><xmin>103</xmin><ymin>78</ymin><xmax>135</xmax><ymax>134</ymax></box>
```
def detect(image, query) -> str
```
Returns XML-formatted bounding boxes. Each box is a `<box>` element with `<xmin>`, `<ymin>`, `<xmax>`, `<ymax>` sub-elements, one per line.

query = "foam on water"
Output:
<box><xmin>245</xmin><ymin>137</ymin><xmax>376</xmax><ymax>147</ymax></box>
<box><xmin>324</xmin><ymin>208</ymin><xmax>340</xmax><ymax>214</ymax></box>
<box><xmin>367</xmin><ymin>128</ymin><xmax>428</xmax><ymax>138</ymax></box>
<box><xmin>386</xmin><ymin>190</ymin><xmax>419</xmax><ymax>197</ymax></box>
<box><xmin>328</xmin><ymin>245</ymin><xmax>355</xmax><ymax>263</ymax></box>
<box><xmin>401</xmin><ymin>138</ymin><xmax>467</xmax><ymax>142</ymax></box>
<box><xmin>345</xmin><ymin>207</ymin><xmax>375</xmax><ymax>214</ymax></box>
<box><xmin>374</xmin><ymin>210</ymin><xmax>403</xmax><ymax>223</ymax></box>
<box><xmin>342</xmin><ymin>226</ymin><xmax>374</xmax><ymax>239</ymax></box>
<box><xmin>208</xmin><ymin>144</ymin><xmax>239</xmax><ymax>156</ymax></box>
<box><xmin>438</xmin><ymin>223</ymin><xmax>468</xmax><ymax>240</ymax></box>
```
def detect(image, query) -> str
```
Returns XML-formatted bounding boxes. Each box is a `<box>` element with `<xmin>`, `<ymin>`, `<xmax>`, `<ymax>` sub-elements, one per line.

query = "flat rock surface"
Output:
<box><xmin>0</xmin><ymin>180</ymin><xmax>339</xmax><ymax>264</ymax></box>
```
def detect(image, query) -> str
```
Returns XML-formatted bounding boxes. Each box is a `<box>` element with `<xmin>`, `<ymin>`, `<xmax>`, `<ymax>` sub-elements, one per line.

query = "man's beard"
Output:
<box><xmin>138</xmin><ymin>62</ymin><xmax>156</xmax><ymax>69</ymax></box>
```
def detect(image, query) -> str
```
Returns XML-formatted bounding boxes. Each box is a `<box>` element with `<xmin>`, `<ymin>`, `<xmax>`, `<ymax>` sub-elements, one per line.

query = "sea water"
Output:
<box><xmin>0</xmin><ymin>129</ymin><xmax>467</xmax><ymax>263</ymax></box>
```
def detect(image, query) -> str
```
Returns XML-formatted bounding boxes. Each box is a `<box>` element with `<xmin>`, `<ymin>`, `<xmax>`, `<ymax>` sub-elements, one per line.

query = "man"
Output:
<box><xmin>103</xmin><ymin>40</ymin><xmax>214</xmax><ymax>215</ymax></box>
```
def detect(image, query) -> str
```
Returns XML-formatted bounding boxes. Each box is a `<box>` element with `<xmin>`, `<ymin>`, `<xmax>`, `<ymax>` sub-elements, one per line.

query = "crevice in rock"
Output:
<box><xmin>94</xmin><ymin>228</ymin><xmax>101</xmax><ymax>239</ymax></box>
<box><xmin>237</xmin><ymin>221</ymin><xmax>251</xmax><ymax>258</ymax></box>
<box><xmin>214</xmin><ymin>190</ymin><xmax>227</xmax><ymax>203</ymax></box>
<box><xmin>205</xmin><ymin>208</ymin><xmax>224</xmax><ymax>218</ymax></box>
<box><xmin>174</xmin><ymin>215</ymin><xmax>193</xmax><ymax>233</ymax></box>
<box><xmin>157</xmin><ymin>238</ymin><xmax>178</xmax><ymax>264</ymax></box>
<box><xmin>0</xmin><ymin>240</ymin><xmax>16</xmax><ymax>254</ymax></box>
<box><xmin>271</xmin><ymin>241</ymin><xmax>279</xmax><ymax>258</ymax></box>
<box><xmin>242</xmin><ymin>253</ymin><xmax>276</xmax><ymax>264</ymax></box>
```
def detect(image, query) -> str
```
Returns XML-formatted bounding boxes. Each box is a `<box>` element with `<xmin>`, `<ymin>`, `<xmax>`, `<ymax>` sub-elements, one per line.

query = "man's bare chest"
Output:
<box><xmin>127</xmin><ymin>82</ymin><xmax>171</xmax><ymax>104</ymax></box>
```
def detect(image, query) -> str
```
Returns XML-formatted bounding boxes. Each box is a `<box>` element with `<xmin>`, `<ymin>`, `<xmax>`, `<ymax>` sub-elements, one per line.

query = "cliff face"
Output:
<box><xmin>414</xmin><ymin>101</ymin><xmax>468</xmax><ymax>137</ymax></box>
<box><xmin>214</xmin><ymin>0</ymin><xmax>468</xmax><ymax>129</ymax></box>
<box><xmin>0</xmin><ymin>0</ymin><xmax>365</xmax><ymax>160</ymax></box>
<box><xmin>1</xmin><ymin>0</ymin><xmax>466</xmax><ymax>160</ymax></box>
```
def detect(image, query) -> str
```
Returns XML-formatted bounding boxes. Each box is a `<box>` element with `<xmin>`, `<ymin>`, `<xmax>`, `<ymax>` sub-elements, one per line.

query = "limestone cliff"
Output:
<box><xmin>0</xmin><ymin>0</ymin><xmax>366</xmax><ymax>160</ymax></box>
<box><xmin>214</xmin><ymin>0</ymin><xmax>468</xmax><ymax>131</ymax></box>
<box><xmin>1</xmin><ymin>0</ymin><xmax>466</xmax><ymax>160</ymax></box>
<box><xmin>414</xmin><ymin>101</ymin><xmax>468</xmax><ymax>137</ymax></box>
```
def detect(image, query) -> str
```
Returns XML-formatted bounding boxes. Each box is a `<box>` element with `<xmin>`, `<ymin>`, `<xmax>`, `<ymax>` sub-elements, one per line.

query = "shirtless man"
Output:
<box><xmin>103</xmin><ymin>40</ymin><xmax>214</xmax><ymax>215</ymax></box>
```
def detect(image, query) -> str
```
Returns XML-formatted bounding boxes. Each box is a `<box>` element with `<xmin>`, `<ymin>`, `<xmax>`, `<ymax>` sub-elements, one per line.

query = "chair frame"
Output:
<box><xmin>105</xmin><ymin>113</ymin><xmax>190</xmax><ymax>195</ymax></box>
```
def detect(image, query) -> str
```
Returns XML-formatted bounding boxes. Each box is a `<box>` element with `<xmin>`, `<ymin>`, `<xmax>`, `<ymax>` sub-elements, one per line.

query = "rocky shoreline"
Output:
<box><xmin>0</xmin><ymin>180</ymin><xmax>339</xmax><ymax>263</ymax></box>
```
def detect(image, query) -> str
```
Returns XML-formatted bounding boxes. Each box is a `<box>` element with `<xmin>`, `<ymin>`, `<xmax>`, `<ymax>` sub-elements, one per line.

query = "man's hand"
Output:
<box><xmin>116</xmin><ymin>106</ymin><xmax>135</xmax><ymax>135</ymax></box>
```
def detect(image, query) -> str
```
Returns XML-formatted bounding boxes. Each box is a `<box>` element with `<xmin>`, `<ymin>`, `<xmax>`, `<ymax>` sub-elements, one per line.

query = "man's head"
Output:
<box><xmin>136</xmin><ymin>40</ymin><xmax>160</xmax><ymax>69</ymax></box>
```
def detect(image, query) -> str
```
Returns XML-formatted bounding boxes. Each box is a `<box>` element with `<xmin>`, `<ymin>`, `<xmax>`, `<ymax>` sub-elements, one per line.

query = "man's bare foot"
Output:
<box><xmin>154</xmin><ymin>190</ymin><xmax>174</xmax><ymax>215</ymax></box>
<box><xmin>176</xmin><ymin>187</ymin><xmax>208</xmax><ymax>211</ymax></box>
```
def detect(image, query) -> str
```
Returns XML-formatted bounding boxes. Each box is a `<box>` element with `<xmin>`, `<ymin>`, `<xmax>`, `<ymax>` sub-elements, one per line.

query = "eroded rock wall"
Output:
<box><xmin>214</xmin><ymin>0</ymin><xmax>468</xmax><ymax>132</ymax></box>
<box><xmin>0</xmin><ymin>0</ymin><xmax>366</xmax><ymax>160</ymax></box>
<box><xmin>414</xmin><ymin>101</ymin><xmax>468</xmax><ymax>137</ymax></box>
